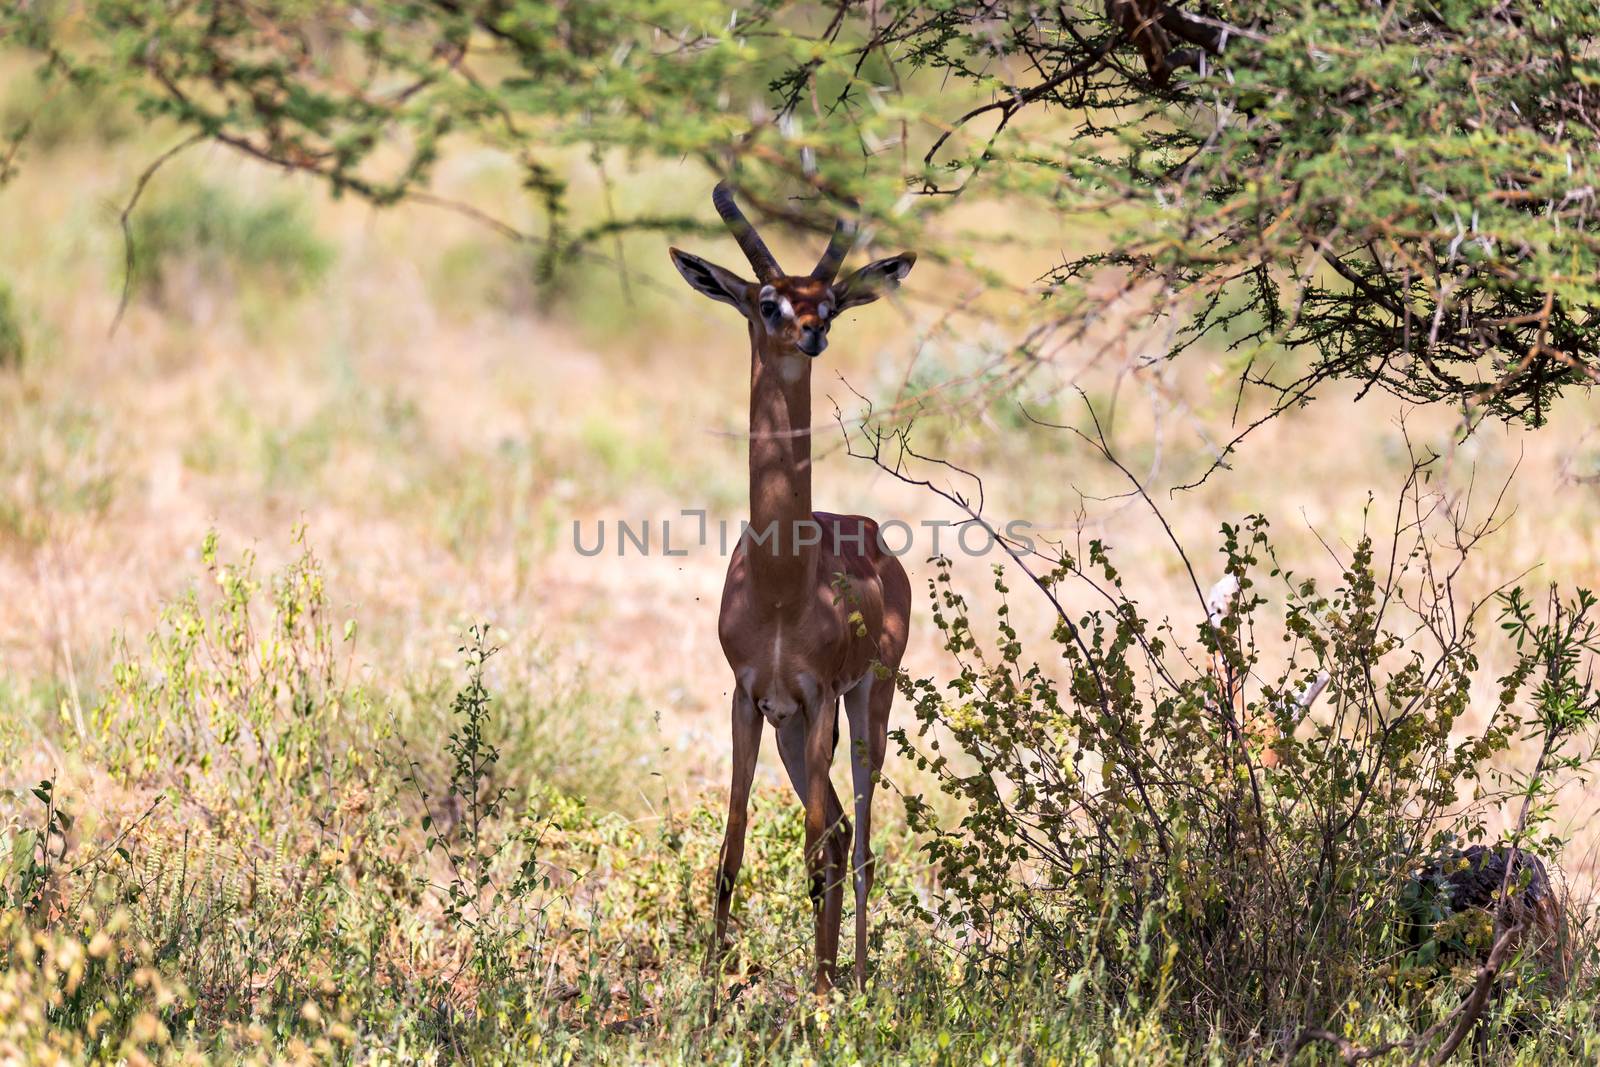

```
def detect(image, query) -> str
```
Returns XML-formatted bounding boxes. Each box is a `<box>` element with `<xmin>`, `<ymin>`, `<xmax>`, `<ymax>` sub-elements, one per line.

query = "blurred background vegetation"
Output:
<box><xmin>0</xmin><ymin>1</ymin><xmax>1598</xmax><ymax>1063</ymax></box>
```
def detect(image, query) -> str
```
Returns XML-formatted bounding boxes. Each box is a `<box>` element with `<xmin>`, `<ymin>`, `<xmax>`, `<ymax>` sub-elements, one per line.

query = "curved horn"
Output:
<box><xmin>811</xmin><ymin>216</ymin><xmax>857</xmax><ymax>282</ymax></box>
<box><xmin>711</xmin><ymin>182</ymin><xmax>781</xmax><ymax>282</ymax></box>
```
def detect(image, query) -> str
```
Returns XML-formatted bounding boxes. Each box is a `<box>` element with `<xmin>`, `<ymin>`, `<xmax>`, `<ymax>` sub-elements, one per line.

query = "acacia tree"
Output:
<box><xmin>3</xmin><ymin>1</ymin><xmax>1596</xmax><ymax>437</ymax></box>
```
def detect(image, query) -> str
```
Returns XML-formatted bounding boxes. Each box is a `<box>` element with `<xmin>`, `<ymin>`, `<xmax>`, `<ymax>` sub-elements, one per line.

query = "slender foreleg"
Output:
<box><xmin>709</xmin><ymin>688</ymin><xmax>763</xmax><ymax>973</ymax></box>
<box><xmin>777</xmin><ymin>707</ymin><xmax>849</xmax><ymax>993</ymax></box>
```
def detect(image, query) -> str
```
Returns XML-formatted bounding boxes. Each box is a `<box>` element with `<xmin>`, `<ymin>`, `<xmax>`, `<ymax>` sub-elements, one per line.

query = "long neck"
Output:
<box><xmin>746</xmin><ymin>330</ymin><xmax>815</xmax><ymax>607</ymax></box>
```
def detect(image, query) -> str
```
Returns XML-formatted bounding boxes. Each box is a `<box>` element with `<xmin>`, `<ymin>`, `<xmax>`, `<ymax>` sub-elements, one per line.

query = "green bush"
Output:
<box><xmin>126</xmin><ymin>178</ymin><xmax>333</xmax><ymax>303</ymax></box>
<box><xmin>0</xmin><ymin>70</ymin><xmax>134</xmax><ymax>153</ymax></box>
<box><xmin>894</xmin><ymin>452</ymin><xmax>1599</xmax><ymax>1058</ymax></box>
<box><xmin>0</xmin><ymin>281</ymin><xmax>22</xmax><ymax>368</ymax></box>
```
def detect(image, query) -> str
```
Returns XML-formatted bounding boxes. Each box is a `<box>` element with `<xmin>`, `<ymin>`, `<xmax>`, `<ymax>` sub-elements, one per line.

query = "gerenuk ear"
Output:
<box><xmin>669</xmin><ymin>248</ymin><xmax>754</xmax><ymax>314</ymax></box>
<box><xmin>831</xmin><ymin>252</ymin><xmax>916</xmax><ymax>311</ymax></box>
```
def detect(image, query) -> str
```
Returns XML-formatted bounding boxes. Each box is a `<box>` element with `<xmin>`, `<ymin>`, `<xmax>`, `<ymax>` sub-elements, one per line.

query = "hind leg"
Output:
<box><xmin>843</xmin><ymin>675</ymin><xmax>892</xmax><ymax>990</ymax></box>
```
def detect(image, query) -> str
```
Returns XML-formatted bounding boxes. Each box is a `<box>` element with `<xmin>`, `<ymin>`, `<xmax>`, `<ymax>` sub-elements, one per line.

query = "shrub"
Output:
<box><xmin>126</xmin><ymin>177</ymin><xmax>332</xmax><ymax>304</ymax></box>
<box><xmin>0</xmin><ymin>280</ymin><xmax>23</xmax><ymax>369</ymax></box>
<box><xmin>894</xmin><ymin>452</ymin><xmax>1600</xmax><ymax>1057</ymax></box>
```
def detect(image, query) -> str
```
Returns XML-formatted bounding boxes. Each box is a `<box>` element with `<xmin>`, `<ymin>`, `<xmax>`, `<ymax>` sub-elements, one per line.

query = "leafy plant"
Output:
<box><xmin>408</xmin><ymin>625</ymin><xmax>559</xmax><ymax>1017</ymax></box>
<box><xmin>892</xmin><ymin>451</ymin><xmax>1600</xmax><ymax>1052</ymax></box>
<box><xmin>2</xmin><ymin>778</ymin><xmax>69</xmax><ymax>916</ymax></box>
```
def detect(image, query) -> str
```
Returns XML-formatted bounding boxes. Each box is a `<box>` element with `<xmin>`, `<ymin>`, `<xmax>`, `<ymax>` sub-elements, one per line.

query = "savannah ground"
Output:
<box><xmin>2</xmin><ymin>58</ymin><xmax>1600</xmax><ymax>1065</ymax></box>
